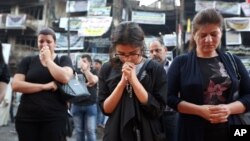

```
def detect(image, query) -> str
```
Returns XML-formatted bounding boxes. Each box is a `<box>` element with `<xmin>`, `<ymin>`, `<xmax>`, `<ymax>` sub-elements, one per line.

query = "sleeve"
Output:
<box><xmin>59</xmin><ymin>55</ymin><xmax>74</xmax><ymax>69</ymax></box>
<box><xmin>0</xmin><ymin>63</ymin><xmax>10</xmax><ymax>83</ymax></box>
<box><xmin>141</xmin><ymin>61</ymin><xmax>168</xmax><ymax>119</ymax></box>
<box><xmin>15</xmin><ymin>56</ymin><xmax>32</xmax><ymax>75</ymax></box>
<box><xmin>98</xmin><ymin>62</ymin><xmax>112</xmax><ymax>116</ymax></box>
<box><xmin>167</xmin><ymin>56</ymin><xmax>183</xmax><ymax>111</ymax></box>
<box><xmin>234</xmin><ymin>55</ymin><xmax>250</xmax><ymax>111</ymax></box>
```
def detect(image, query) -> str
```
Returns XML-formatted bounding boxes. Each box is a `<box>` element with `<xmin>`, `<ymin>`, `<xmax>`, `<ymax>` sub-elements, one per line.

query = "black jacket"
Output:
<box><xmin>167</xmin><ymin>50</ymin><xmax>250</xmax><ymax>141</ymax></box>
<box><xmin>98</xmin><ymin>59</ymin><xmax>167</xmax><ymax>141</ymax></box>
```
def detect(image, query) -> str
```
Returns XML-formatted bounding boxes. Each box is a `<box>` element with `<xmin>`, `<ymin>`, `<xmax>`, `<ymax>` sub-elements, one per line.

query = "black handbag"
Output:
<box><xmin>57</xmin><ymin>73</ymin><xmax>91</xmax><ymax>102</ymax></box>
<box><xmin>227</xmin><ymin>52</ymin><xmax>250</xmax><ymax>125</ymax></box>
<box><xmin>57</xmin><ymin>56</ymin><xmax>91</xmax><ymax>102</ymax></box>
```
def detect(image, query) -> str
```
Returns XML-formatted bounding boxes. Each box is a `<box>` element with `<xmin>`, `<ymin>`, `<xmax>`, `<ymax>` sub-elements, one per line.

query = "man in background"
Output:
<box><xmin>72</xmin><ymin>54</ymin><xmax>98</xmax><ymax>141</ymax></box>
<box><xmin>93</xmin><ymin>59</ymin><xmax>102</xmax><ymax>73</ymax></box>
<box><xmin>149</xmin><ymin>37</ymin><xmax>178</xmax><ymax>141</ymax></box>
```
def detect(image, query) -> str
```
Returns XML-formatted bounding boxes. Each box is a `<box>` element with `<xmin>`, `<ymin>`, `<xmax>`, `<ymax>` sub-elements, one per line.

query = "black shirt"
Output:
<box><xmin>15</xmin><ymin>55</ymin><xmax>73</xmax><ymax>122</ymax></box>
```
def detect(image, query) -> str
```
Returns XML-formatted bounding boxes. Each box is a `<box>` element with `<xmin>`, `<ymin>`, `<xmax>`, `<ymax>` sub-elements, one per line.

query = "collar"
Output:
<box><xmin>164</xmin><ymin>58</ymin><xmax>170</xmax><ymax>67</ymax></box>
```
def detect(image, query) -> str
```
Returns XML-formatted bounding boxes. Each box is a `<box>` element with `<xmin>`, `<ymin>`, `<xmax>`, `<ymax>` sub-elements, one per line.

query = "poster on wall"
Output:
<box><xmin>60</xmin><ymin>17</ymin><xmax>83</xmax><ymax>31</ymax></box>
<box><xmin>55</xmin><ymin>32</ymin><xmax>84</xmax><ymax>51</ymax></box>
<box><xmin>195</xmin><ymin>1</ymin><xmax>215</xmax><ymax>12</ymax></box>
<box><xmin>78</xmin><ymin>17</ymin><xmax>112</xmax><ymax>37</ymax></box>
<box><xmin>225</xmin><ymin>31</ymin><xmax>242</xmax><ymax>45</ymax></box>
<box><xmin>66</xmin><ymin>0</ymin><xmax>88</xmax><ymax>13</ymax></box>
<box><xmin>163</xmin><ymin>34</ymin><xmax>177</xmax><ymax>47</ymax></box>
<box><xmin>5</xmin><ymin>14</ymin><xmax>27</xmax><ymax>28</ymax></box>
<box><xmin>215</xmin><ymin>2</ymin><xmax>241</xmax><ymax>15</ymax></box>
<box><xmin>241</xmin><ymin>2</ymin><xmax>250</xmax><ymax>17</ymax></box>
<box><xmin>224</xmin><ymin>17</ymin><xmax>250</xmax><ymax>31</ymax></box>
<box><xmin>131</xmin><ymin>11</ymin><xmax>165</xmax><ymax>25</ymax></box>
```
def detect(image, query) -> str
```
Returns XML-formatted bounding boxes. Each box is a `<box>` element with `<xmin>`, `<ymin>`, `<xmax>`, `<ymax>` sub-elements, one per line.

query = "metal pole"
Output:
<box><xmin>176</xmin><ymin>7</ymin><xmax>179</xmax><ymax>52</ymax></box>
<box><xmin>67</xmin><ymin>1</ymin><xmax>70</xmax><ymax>56</ymax></box>
<box><xmin>175</xmin><ymin>0</ymin><xmax>180</xmax><ymax>55</ymax></box>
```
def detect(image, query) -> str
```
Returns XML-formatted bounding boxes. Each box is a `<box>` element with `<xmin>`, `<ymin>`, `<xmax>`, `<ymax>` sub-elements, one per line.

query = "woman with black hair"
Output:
<box><xmin>12</xmin><ymin>27</ymin><xmax>74</xmax><ymax>141</ymax></box>
<box><xmin>98</xmin><ymin>21</ymin><xmax>167</xmax><ymax>141</ymax></box>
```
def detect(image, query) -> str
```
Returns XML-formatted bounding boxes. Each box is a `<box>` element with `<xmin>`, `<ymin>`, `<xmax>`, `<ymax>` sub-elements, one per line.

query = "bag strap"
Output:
<box><xmin>226</xmin><ymin>52</ymin><xmax>241</xmax><ymax>80</ymax></box>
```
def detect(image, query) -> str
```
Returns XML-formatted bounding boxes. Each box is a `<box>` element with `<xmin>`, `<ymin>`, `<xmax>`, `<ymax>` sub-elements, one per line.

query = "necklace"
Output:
<box><xmin>126</xmin><ymin>83</ymin><xmax>133</xmax><ymax>98</ymax></box>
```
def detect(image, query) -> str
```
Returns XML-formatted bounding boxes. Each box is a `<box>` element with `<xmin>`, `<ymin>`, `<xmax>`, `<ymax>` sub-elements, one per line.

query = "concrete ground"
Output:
<box><xmin>0</xmin><ymin>123</ymin><xmax>103</xmax><ymax>141</ymax></box>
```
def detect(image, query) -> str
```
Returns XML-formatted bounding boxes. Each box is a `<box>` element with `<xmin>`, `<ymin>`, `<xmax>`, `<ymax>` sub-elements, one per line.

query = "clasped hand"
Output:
<box><xmin>121</xmin><ymin>62</ymin><xmax>136</xmax><ymax>85</ymax></box>
<box><xmin>200</xmin><ymin>104</ymin><xmax>230</xmax><ymax>124</ymax></box>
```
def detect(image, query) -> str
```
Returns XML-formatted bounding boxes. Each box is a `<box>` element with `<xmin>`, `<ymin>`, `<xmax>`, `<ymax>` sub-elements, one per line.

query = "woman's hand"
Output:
<box><xmin>40</xmin><ymin>46</ymin><xmax>53</xmax><ymax>67</ymax></box>
<box><xmin>122</xmin><ymin>62</ymin><xmax>137</xmax><ymax>83</ymax></box>
<box><xmin>208</xmin><ymin>104</ymin><xmax>230</xmax><ymax>124</ymax></box>
<box><xmin>198</xmin><ymin>104</ymin><xmax>230</xmax><ymax>124</ymax></box>
<box><xmin>42</xmin><ymin>81</ymin><xmax>58</xmax><ymax>92</ymax></box>
<box><xmin>198</xmin><ymin>105</ymin><xmax>213</xmax><ymax>121</ymax></box>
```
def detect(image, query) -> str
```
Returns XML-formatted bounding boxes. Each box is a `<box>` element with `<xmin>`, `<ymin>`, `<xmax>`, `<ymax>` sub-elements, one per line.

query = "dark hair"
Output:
<box><xmin>81</xmin><ymin>54</ymin><xmax>92</xmax><ymax>64</ymax></box>
<box><xmin>38</xmin><ymin>27</ymin><xmax>56</xmax><ymax>41</ymax></box>
<box><xmin>0</xmin><ymin>43</ymin><xmax>5</xmax><ymax>63</ymax></box>
<box><xmin>189</xmin><ymin>8</ymin><xmax>223</xmax><ymax>51</ymax></box>
<box><xmin>94</xmin><ymin>59</ymin><xmax>102</xmax><ymax>65</ymax></box>
<box><xmin>109</xmin><ymin>21</ymin><xmax>146</xmax><ymax>65</ymax></box>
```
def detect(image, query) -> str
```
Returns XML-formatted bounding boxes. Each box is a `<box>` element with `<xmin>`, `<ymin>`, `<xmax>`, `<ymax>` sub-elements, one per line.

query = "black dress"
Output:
<box><xmin>15</xmin><ymin>55</ymin><xmax>73</xmax><ymax>141</ymax></box>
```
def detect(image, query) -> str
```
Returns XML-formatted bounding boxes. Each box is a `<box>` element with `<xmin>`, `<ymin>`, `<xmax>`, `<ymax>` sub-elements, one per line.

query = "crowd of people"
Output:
<box><xmin>0</xmin><ymin>8</ymin><xmax>250</xmax><ymax>141</ymax></box>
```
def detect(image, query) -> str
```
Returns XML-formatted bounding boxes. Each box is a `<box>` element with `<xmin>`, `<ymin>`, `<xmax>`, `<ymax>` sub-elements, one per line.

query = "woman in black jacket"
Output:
<box><xmin>98</xmin><ymin>21</ymin><xmax>167</xmax><ymax>141</ymax></box>
<box><xmin>167</xmin><ymin>8</ymin><xmax>250</xmax><ymax>141</ymax></box>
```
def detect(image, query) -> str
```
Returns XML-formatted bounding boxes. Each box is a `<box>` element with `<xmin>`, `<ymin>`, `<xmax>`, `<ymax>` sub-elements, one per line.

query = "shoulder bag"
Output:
<box><xmin>226</xmin><ymin>52</ymin><xmax>250</xmax><ymax>125</ymax></box>
<box><xmin>57</xmin><ymin>56</ymin><xmax>90</xmax><ymax>102</ymax></box>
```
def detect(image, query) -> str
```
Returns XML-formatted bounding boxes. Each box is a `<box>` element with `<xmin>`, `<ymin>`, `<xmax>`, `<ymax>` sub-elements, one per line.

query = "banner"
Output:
<box><xmin>6</xmin><ymin>14</ymin><xmax>26</xmax><ymax>28</ymax></box>
<box><xmin>224</xmin><ymin>17</ymin><xmax>250</xmax><ymax>31</ymax></box>
<box><xmin>78</xmin><ymin>16</ymin><xmax>112</xmax><ymax>37</ymax></box>
<box><xmin>87</xmin><ymin>0</ymin><xmax>106</xmax><ymax>10</ymax></box>
<box><xmin>241</xmin><ymin>2</ymin><xmax>250</xmax><ymax>17</ymax></box>
<box><xmin>195</xmin><ymin>1</ymin><xmax>215</xmax><ymax>12</ymax></box>
<box><xmin>163</xmin><ymin>34</ymin><xmax>177</xmax><ymax>46</ymax></box>
<box><xmin>55</xmin><ymin>32</ymin><xmax>84</xmax><ymax>50</ymax></box>
<box><xmin>225</xmin><ymin>31</ymin><xmax>242</xmax><ymax>45</ymax></box>
<box><xmin>131</xmin><ymin>11</ymin><xmax>165</xmax><ymax>25</ymax></box>
<box><xmin>88</xmin><ymin>6</ymin><xmax>111</xmax><ymax>16</ymax></box>
<box><xmin>216</xmin><ymin>2</ymin><xmax>241</xmax><ymax>15</ymax></box>
<box><xmin>60</xmin><ymin>17</ymin><xmax>83</xmax><ymax>31</ymax></box>
<box><xmin>66</xmin><ymin>0</ymin><xmax>88</xmax><ymax>13</ymax></box>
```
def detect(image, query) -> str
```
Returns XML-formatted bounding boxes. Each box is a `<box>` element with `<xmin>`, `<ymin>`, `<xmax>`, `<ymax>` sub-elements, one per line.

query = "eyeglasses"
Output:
<box><xmin>149</xmin><ymin>48</ymin><xmax>162</xmax><ymax>54</ymax></box>
<box><xmin>114</xmin><ymin>53</ymin><xmax>141</xmax><ymax>59</ymax></box>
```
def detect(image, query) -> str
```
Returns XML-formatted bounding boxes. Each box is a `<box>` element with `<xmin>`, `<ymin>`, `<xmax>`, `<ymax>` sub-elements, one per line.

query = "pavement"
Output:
<box><xmin>0</xmin><ymin>123</ymin><xmax>103</xmax><ymax>141</ymax></box>
<box><xmin>0</xmin><ymin>123</ymin><xmax>76</xmax><ymax>141</ymax></box>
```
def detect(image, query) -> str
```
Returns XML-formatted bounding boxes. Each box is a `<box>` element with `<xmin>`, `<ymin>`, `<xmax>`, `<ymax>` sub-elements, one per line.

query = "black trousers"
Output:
<box><xmin>204</xmin><ymin>124</ymin><xmax>229</xmax><ymax>141</ymax></box>
<box><xmin>15</xmin><ymin>118</ymin><xmax>66</xmax><ymax>141</ymax></box>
